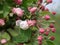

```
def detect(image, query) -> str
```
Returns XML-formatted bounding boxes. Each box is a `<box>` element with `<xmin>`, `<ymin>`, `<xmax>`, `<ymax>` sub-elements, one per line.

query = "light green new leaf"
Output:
<box><xmin>1</xmin><ymin>32</ymin><xmax>10</xmax><ymax>41</ymax></box>
<box><xmin>7</xmin><ymin>29</ymin><xmax>19</xmax><ymax>37</ymax></box>
<box><xmin>13</xmin><ymin>29</ymin><xmax>32</xmax><ymax>43</ymax></box>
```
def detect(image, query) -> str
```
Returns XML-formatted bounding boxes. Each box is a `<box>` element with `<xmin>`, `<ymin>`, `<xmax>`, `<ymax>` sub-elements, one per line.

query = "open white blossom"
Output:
<box><xmin>16</xmin><ymin>20</ymin><xmax>22</xmax><ymax>26</ymax></box>
<box><xmin>16</xmin><ymin>20</ymin><xmax>29</xmax><ymax>30</ymax></box>
<box><xmin>19</xmin><ymin>20</ymin><xmax>29</xmax><ymax>30</ymax></box>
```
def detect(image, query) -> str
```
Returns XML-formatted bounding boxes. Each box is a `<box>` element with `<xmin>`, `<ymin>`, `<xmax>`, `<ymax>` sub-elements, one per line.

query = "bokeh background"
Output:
<box><xmin>53</xmin><ymin>15</ymin><xmax>60</xmax><ymax>45</ymax></box>
<box><xmin>45</xmin><ymin>0</ymin><xmax>60</xmax><ymax>45</ymax></box>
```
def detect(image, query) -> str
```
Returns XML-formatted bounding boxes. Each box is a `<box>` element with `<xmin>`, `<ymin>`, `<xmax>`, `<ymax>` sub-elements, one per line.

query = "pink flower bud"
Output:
<box><xmin>40</xmin><ymin>5</ymin><xmax>45</xmax><ymax>11</ymax></box>
<box><xmin>37</xmin><ymin>1</ymin><xmax>41</xmax><ymax>6</ymax></box>
<box><xmin>28</xmin><ymin>7</ymin><xmax>37</xmax><ymax>14</ymax></box>
<box><xmin>12</xmin><ymin>8</ymin><xmax>24</xmax><ymax>17</ymax></box>
<box><xmin>14</xmin><ymin>0</ymin><xmax>22</xmax><ymax>5</ymax></box>
<box><xmin>49</xmin><ymin>23</ymin><xmax>54</xmax><ymax>28</ymax></box>
<box><xmin>37</xmin><ymin>0</ymin><xmax>43</xmax><ymax>6</ymax></box>
<box><xmin>27</xmin><ymin>20</ymin><xmax>36</xmax><ymax>26</ymax></box>
<box><xmin>44</xmin><ymin>15</ymin><xmax>50</xmax><ymax>20</ymax></box>
<box><xmin>52</xmin><ymin>11</ymin><xmax>56</xmax><ymax>15</ymax></box>
<box><xmin>37</xmin><ymin>36</ymin><xmax>43</xmax><ymax>42</ymax></box>
<box><xmin>47</xmin><ymin>0</ymin><xmax>52</xmax><ymax>3</ymax></box>
<box><xmin>39</xmin><ymin>28</ymin><xmax>45</xmax><ymax>34</ymax></box>
<box><xmin>0</xmin><ymin>19</ymin><xmax>5</xmax><ymax>26</ymax></box>
<box><xmin>0</xmin><ymin>39</ymin><xmax>7</xmax><ymax>44</ymax></box>
<box><xmin>51</xmin><ymin>28</ymin><xmax>56</xmax><ymax>33</ymax></box>
<box><xmin>28</xmin><ymin>7</ymin><xmax>32</xmax><ymax>11</ymax></box>
<box><xmin>46</xmin><ymin>28</ymin><xmax>50</xmax><ymax>32</ymax></box>
<box><xmin>38</xmin><ymin>41</ymin><xmax>42</xmax><ymax>45</ymax></box>
<box><xmin>45</xmin><ymin>8</ymin><xmax>49</xmax><ymax>11</ymax></box>
<box><xmin>45</xmin><ymin>31</ymin><xmax>49</xmax><ymax>36</ymax></box>
<box><xmin>38</xmin><ymin>0</ymin><xmax>43</xmax><ymax>3</ymax></box>
<box><xmin>50</xmin><ymin>36</ymin><xmax>55</xmax><ymax>41</ymax></box>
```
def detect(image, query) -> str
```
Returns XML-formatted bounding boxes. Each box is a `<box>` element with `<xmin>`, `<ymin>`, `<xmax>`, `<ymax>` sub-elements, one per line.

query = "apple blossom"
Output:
<box><xmin>44</xmin><ymin>15</ymin><xmax>50</xmax><ymax>20</ymax></box>
<box><xmin>12</xmin><ymin>8</ymin><xmax>24</xmax><ymax>17</ymax></box>
<box><xmin>0</xmin><ymin>39</ymin><xmax>7</xmax><ymax>44</ymax></box>
<box><xmin>16</xmin><ymin>20</ymin><xmax>29</xmax><ymax>30</ymax></box>
<box><xmin>50</xmin><ymin>36</ymin><xmax>55</xmax><ymax>41</ymax></box>
<box><xmin>16</xmin><ymin>20</ymin><xmax>22</xmax><ymax>26</ymax></box>
<box><xmin>28</xmin><ymin>7</ymin><xmax>37</xmax><ymax>14</ymax></box>
<box><xmin>40</xmin><ymin>5</ymin><xmax>45</xmax><ymax>11</ymax></box>
<box><xmin>52</xmin><ymin>11</ymin><xmax>56</xmax><ymax>15</ymax></box>
<box><xmin>37</xmin><ymin>0</ymin><xmax>43</xmax><ymax>6</ymax></box>
<box><xmin>14</xmin><ymin>0</ymin><xmax>22</xmax><ymax>5</ymax></box>
<box><xmin>0</xmin><ymin>19</ymin><xmax>5</xmax><ymax>26</ymax></box>
<box><xmin>46</xmin><ymin>0</ymin><xmax>52</xmax><ymax>3</ymax></box>
<box><xmin>45</xmin><ymin>31</ymin><xmax>49</xmax><ymax>36</ymax></box>
<box><xmin>51</xmin><ymin>28</ymin><xmax>56</xmax><ymax>33</ymax></box>
<box><xmin>46</xmin><ymin>28</ymin><xmax>50</xmax><ymax>32</ymax></box>
<box><xmin>0</xmin><ymin>0</ymin><xmax>56</xmax><ymax>45</ymax></box>
<box><xmin>37</xmin><ymin>36</ymin><xmax>43</xmax><ymax>42</ymax></box>
<box><xmin>39</xmin><ymin>28</ymin><xmax>45</xmax><ymax>34</ymax></box>
<box><xmin>19</xmin><ymin>20</ymin><xmax>29</xmax><ymax>30</ymax></box>
<box><xmin>38</xmin><ymin>0</ymin><xmax>43</xmax><ymax>3</ymax></box>
<box><xmin>38</xmin><ymin>41</ymin><xmax>42</xmax><ymax>45</ymax></box>
<box><xmin>28</xmin><ymin>7</ymin><xmax>32</xmax><ymax>11</ymax></box>
<box><xmin>27</xmin><ymin>20</ymin><xmax>36</xmax><ymax>26</ymax></box>
<box><xmin>49</xmin><ymin>23</ymin><xmax>54</xmax><ymax>28</ymax></box>
<box><xmin>45</xmin><ymin>8</ymin><xmax>49</xmax><ymax>11</ymax></box>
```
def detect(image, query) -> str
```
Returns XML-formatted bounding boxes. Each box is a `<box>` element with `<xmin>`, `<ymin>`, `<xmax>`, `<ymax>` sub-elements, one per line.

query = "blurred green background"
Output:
<box><xmin>54</xmin><ymin>15</ymin><xmax>60</xmax><ymax>45</ymax></box>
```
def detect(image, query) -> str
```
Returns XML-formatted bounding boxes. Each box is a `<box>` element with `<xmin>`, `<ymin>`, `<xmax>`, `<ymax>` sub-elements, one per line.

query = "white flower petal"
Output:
<box><xmin>19</xmin><ymin>20</ymin><xmax>29</xmax><ymax>30</ymax></box>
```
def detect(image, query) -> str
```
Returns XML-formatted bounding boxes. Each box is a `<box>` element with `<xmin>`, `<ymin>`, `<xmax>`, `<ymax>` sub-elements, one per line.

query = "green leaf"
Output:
<box><xmin>3</xmin><ymin>2</ymin><xmax>11</xmax><ymax>18</ymax></box>
<box><xmin>1</xmin><ymin>32</ymin><xmax>10</xmax><ymax>41</ymax></box>
<box><xmin>46</xmin><ymin>40</ymin><xmax>55</xmax><ymax>45</ymax></box>
<box><xmin>30</xmin><ymin>26</ymin><xmax>38</xmax><ymax>31</ymax></box>
<box><xmin>0</xmin><ymin>2</ymin><xmax>3</xmax><ymax>18</ymax></box>
<box><xmin>43</xmin><ymin>40</ymin><xmax>47</xmax><ymax>45</ymax></box>
<box><xmin>7</xmin><ymin>29</ymin><xmax>19</xmax><ymax>37</ymax></box>
<box><xmin>32</xmin><ymin>41</ymin><xmax>38</xmax><ymax>45</ymax></box>
<box><xmin>0</xmin><ymin>3</ymin><xmax>3</xmax><ymax>11</ymax></box>
<box><xmin>22</xmin><ymin>0</ymin><xmax>37</xmax><ymax>8</ymax></box>
<box><xmin>40</xmin><ymin>11</ymin><xmax>51</xmax><ymax>16</ymax></box>
<box><xmin>5</xmin><ymin>42</ymin><xmax>16</xmax><ymax>45</ymax></box>
<box><xmin>24</xmin><ymin>41</ymin><xmax>38</xmax><ymax>45</ymax></box>
<box><xmin>13</xmin><ymin>29</ymin><xmax>32</xmax><ymax>43</ymax></box>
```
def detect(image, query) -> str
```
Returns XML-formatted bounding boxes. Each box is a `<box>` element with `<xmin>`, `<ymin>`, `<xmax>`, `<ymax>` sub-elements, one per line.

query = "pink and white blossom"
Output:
<box><xmin>14</xmin><ymin>0</ymin><xmax>22</xmax><ymax>5</ymax></box>
<box><xmin>27</xmin><ymin>20</ymin><xmax>36</xmax><ymax>26</ymax></box>
<box><xmin>0</xmin><ymin>39</ymin><xmax>7</xmax><ymax>44</ymax></box>
<box><xmin>12</xmin><ymin>8</ymin><xmax>24</xmax><ymax>17</ymax></box>
<box><xmin>0</xmin><ymin>19</ymin><xmax>5</xmax><ymax>26</ymax></box>
<box><xmin>28</xmin><ymin>7</ymin><xmax>37</xmax><ymax>14</ymax></box>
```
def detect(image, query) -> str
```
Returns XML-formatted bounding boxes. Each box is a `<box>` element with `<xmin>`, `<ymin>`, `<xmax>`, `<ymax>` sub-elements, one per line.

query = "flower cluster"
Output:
<box><xmin>0</xmin><ymin>0</ymin><xmax>56</xmax><ymax>45</ymax></box>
